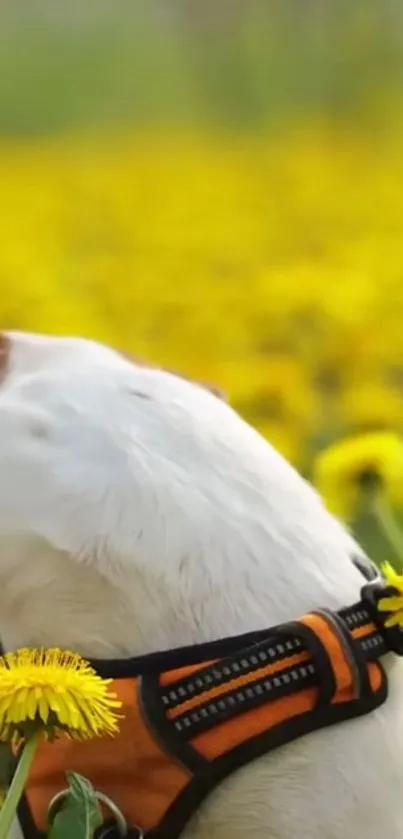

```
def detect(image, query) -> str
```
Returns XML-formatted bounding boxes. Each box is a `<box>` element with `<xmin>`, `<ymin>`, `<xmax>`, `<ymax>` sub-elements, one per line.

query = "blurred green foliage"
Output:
<box><xmin>0</xmin><ymin>0</ymin><xmax>402</xmax><ymax>136</ymax></box>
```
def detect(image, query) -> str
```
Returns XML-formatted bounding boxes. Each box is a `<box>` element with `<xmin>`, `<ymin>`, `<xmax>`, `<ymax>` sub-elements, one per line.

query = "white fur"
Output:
<box><xmin>0</xmin><ymin>330</ymin><xmax>402</xmax><ymax>839</ymax></box>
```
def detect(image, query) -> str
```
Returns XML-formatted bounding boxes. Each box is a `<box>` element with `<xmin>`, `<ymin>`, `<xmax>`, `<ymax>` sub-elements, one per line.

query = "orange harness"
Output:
<box><xmin>15</xmin><ymin>577</ymin><xmax>403</xmax><ymax>839</ymax></box>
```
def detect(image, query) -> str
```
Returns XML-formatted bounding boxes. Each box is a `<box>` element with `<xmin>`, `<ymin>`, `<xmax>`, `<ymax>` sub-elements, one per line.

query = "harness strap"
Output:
<box><xmin>89</xmin><ymin>598</ymin><xmax>387</xmax><ymax>681</ymax></box>
<box><xmin>136</xmin><ymin>605</ymin><xmax>387</xmax><ymax>839</ymax></box>
<box><xmin>140</xmin><ymin>606</ymin><xmax>378</xmax><ymax>744</ymax></box>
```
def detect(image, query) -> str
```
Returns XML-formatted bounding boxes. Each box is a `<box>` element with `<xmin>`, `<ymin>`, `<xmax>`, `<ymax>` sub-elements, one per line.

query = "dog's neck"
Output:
<box><xmin>0</xmin><ymin>490</ymin><xmax>362</xmax><ymax>660</ymax></box>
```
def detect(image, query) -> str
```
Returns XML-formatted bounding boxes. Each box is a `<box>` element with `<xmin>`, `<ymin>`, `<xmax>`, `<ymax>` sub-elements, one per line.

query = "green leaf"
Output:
<box><xmin>48</xmin><ymin>772</ymin><xmax>103</xmax><ymax>839</ymax></box>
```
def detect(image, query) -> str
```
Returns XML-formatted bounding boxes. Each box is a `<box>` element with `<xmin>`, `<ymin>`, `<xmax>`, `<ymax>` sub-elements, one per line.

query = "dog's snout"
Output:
<box><xmin>0</xmin><ymin>333</ymin><xmax>10</xmax><ymax>383</ymax></box>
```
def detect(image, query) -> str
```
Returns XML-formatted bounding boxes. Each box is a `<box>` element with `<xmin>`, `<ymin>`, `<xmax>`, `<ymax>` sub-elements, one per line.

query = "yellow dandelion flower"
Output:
<box><xmin>0</xmin><ymin>649</ymin><xmax>122</xmax><ymax>839</ymax></box>
<box><xmin>378</xmin><ymin>561</ymin><xmax>403</xmax><ymax>628</ymax></box>
<box><xmin>313</xmin><ymin>431</ymin><xmax>403</xmax><ymax>521</ymax></box>
<box><xmin>0</xmin><ymin>648</ymin><xmax>121</xmax><ymax>744</ymax></box>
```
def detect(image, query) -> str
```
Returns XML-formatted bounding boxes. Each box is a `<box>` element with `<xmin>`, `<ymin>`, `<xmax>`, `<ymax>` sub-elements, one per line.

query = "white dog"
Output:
<box><xmin>0</xmin><ymin>330</ymin><xmax>402</xmax><ymax>839</ymax></box>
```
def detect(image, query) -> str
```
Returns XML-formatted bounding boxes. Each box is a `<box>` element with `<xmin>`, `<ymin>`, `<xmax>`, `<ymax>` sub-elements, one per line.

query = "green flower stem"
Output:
<box><xmin>0</xmin><ymin>732</ymin><xmax>41</xmax><ymax>839</ymax></box>
<box><xmin>371</xmin><ymin>494</ymin><xmax>403</xmax><ymax>569</ymax></box>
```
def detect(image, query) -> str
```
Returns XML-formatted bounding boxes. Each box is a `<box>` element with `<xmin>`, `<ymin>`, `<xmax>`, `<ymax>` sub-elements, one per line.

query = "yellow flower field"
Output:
<box><xmin>2</xmin><ymin>123</ymin><xmax>403</xmax><ymax>479</ymax></box>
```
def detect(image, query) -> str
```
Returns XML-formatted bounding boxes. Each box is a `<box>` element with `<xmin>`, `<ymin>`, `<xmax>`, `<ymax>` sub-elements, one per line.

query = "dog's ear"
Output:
<box><xmin>117</xmin><ymin>349</ymin><xmax>227</xmax><ymax>402</ymax></box>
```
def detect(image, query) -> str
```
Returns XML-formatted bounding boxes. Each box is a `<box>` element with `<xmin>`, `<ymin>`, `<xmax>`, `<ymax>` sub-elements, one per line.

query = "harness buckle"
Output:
<box><xmin>48</xmin><ymin>788</ymin><xmax>143</xmax><ymax>838</ymax></box>
<box><xmin>361</xmin><ymin>579</ymin><xmax>403</xmax><ymax>655</ymax></box>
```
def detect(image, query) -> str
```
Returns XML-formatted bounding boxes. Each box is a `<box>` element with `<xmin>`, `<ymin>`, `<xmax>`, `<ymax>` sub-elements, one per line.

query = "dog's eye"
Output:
<box><xmin>351</xmin><ymin>553</ymin><xmax>380</xmax><ymax>582</ymax></box>
<box><xmin>127</xmin><ymin>389</ymin><xmax>152</xmax><ymax>400</ymax></box>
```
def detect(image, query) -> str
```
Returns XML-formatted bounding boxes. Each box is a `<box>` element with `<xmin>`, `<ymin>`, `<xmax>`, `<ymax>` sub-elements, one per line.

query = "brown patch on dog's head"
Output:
<box><xmin>0</xmin><ymin>333</ymin><xmax>10</xmax><ymax>385</ymax></box>
<box><xmin>118</xmin><ymin>349</ymin><xmax>227</xmax><ymax>402</ymax></box>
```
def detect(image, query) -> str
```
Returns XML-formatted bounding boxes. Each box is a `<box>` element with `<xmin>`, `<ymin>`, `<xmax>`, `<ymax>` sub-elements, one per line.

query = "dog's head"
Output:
<box><xmin>0</xmin><ymin>331</ymin><xmax>246</xmax><ymax>652</ymax></box>
<box><xmin>0</xmin><ymin>330</ymin><xmax>230</xmax><ymax>558</ymax></box>
<box><xmin>0</xmin><ymin>331</ymin><xmax>366</xmax><ymax>656</ymax></box>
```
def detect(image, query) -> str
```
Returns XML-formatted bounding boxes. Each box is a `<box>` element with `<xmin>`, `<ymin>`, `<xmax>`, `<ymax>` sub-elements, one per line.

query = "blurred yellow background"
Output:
<box><xmin>2</xmin><ymin>1</ymin><xmax>403</xmax><ymax>561</ymax></box>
